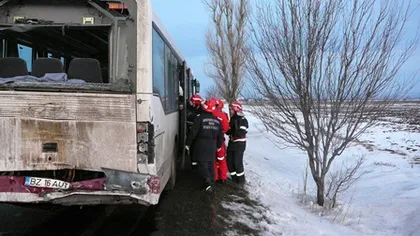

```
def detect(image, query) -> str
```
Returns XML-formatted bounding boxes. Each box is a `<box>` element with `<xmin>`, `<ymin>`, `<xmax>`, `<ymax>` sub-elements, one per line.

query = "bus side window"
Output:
<box><xmin>171</xmin><ymin>58</ymin><xmax>179</xmax><ymax>110</ymax></box>
<box><xmin>152</xmin><ymin>28</ymin><xmax>166</xmax><ymax>107</ymax></box>
<box><xmin>153</xmin><ymin>27</ymin><xmax>182</xmax><ymax>113</ymax></box>
<box><xmin>18</xmin><ymin>44</ymin><xmax>32</xmax><ymax>72</ymax></box>
<box><xmin>164</xmin><ymin>46</ymin><xmax>179</xmax><ymax>112</ymax></box>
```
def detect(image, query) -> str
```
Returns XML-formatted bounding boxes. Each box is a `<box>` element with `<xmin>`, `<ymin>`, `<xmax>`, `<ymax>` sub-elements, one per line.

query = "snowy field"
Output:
<box><xmin>237</xmin><ymin>104</ymin><xmax>420</xmax><ymax>236</ymax></box>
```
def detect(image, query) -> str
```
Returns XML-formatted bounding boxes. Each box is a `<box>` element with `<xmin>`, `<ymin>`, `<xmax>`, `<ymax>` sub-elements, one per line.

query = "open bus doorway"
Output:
<box><xmin>177</xmin><ymin>64</ymin><xmax>201</xmax><ymax>172</ymax></box>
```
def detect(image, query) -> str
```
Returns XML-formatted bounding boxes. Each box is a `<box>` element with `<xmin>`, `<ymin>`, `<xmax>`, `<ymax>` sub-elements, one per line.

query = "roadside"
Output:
<box><xmin>148</xmin><ymin>170</ymin><xmax>271</xmax><ymax>236</ymax></box>
<box><xmin>0</xmin><ymin>204</ymin><xmax>61</xmax><ymax>236</ymax></box>
<box><xmin>242</xmin><ymin>103</ymin><xmax>420</xmax><ymax>235</ymax></box>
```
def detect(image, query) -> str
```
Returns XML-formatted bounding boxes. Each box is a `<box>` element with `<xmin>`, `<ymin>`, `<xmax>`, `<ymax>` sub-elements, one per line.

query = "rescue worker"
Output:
<box><xmin>212</xmin><ymin>98</ymin><xmax>230</xmax><ymax>183</ymax></box>
<box><xmin>226</xmin><ymin>101</ymin><xmax>248</xmax><ymax>184</ymax></box>
<box><xmin>185</xmin><ymin>99</ymin><xmax>224</xmax><ymax>192</ymax></box>
<box><xmin>186</xmin><ymin>94</ymin><xmax>203</xmax><ymax>169</ymax></box>
<box><xmin>187</xmin><ymin>94</ymin><xmax>203</xmax><ymax>123</ymax></box>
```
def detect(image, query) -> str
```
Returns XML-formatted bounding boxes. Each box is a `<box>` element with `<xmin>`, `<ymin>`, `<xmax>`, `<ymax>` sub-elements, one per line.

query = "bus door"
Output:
<box><xmin>177</xmin><ymin>61</ymin><xmax>189</xmax><ymax>170</ymax></box>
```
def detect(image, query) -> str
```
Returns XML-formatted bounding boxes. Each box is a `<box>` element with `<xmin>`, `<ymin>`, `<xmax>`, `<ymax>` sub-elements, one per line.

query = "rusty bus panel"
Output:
<box><xmin>0</xmin><ymin>91</ymin><xmax>137</xmax><ymax>173</ymax></box>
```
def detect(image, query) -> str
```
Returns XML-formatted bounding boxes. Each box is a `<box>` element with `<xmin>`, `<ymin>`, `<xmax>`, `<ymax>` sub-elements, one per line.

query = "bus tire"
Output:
<box><xmin>177</xmin><ymin>149</ymin><xmax>188</xmax><ymax>171</ymax></box>
<box><xmin>166</xmin><ymin>140</ymin><xmax>177</xmax><ymax>190</ymax></box>
<box><xmin>166</xmin><ymin>155</ymin><xmax>176</xmax><ymax>190</ymax></box>
<box><xmin>176</xmin><ymin>137</ymin><xmax>189</xmax><ymax>171</ymax></box>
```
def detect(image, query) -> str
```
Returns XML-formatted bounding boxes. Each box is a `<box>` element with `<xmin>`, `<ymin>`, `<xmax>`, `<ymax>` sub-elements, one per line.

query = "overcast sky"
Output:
<box><xmin>152</xmin><ymin>0</ymin><xmax>420</xmax><ymax>98</ymax></box>
<box><xmin>151</xmin><ymin>0</ymin><xmax>212</xmax><ymax>95</ymax></box>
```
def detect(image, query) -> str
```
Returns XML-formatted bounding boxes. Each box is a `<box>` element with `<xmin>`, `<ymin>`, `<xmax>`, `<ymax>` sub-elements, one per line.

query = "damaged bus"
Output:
<box><xmin>0</xmin><ymin>0</ymin><xmax>200</xmax><ymax>206</ymax></box>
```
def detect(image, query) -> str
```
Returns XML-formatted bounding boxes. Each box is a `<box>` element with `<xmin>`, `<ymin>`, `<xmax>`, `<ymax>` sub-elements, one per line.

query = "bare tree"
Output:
<box><xmin>203</xmin><ymin>0</ymin><xmax>249</xmax><ymax>105</ymax></box>
<box><xmin>326</xmin><ymin>156</ymin><xmax>366</xmax><ymax>208</ymax></box>
<box><xmin>205</xmin><ymin>84</ymin><xmax>222</xmax><ymax>99</ymax></box>
<box><xmin>246</xmin><ymin>0</ymin><xmax>418</xmax><ymax>206</ymax></box>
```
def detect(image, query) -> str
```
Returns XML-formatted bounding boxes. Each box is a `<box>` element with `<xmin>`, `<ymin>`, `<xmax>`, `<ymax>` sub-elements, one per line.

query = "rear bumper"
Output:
<box><xmin>0</xmin><ymin>191</ymin><xmax>159</xmax><ymax>206</ymax></box>
<box><xmin>0</xmin><ymin>170</ymin><xmax>160</xmax><ymax>206</ymax></box>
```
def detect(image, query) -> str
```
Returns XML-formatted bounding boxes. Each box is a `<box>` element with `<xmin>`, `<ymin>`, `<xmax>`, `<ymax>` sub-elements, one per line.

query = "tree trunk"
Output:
<box><xmin>227</xmin><ymin>101</ymin><xmax>235</xmax><ymax>117</ymax></box>
<box><xmin>316</xmin><ymin>178</ymin><xmax>325</xmax><ymax>206</ymax></box>
<box><xmin>331</xmin><ymin>192</ymin><xmax>337</xmax><ymax>208</ymax></box>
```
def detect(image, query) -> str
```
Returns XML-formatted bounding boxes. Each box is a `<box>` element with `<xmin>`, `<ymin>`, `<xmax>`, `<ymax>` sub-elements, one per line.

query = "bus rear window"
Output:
<box><xmin>0</xmin><ymin>25</ymin><xmax>110</xmax><ymax>83</ymax></box>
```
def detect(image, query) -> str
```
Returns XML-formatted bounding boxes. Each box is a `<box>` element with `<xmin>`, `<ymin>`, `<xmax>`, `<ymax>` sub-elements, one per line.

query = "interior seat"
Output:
<box><xmin>0</xmin><ymin>57</ymin><xmax>28</xmax><ymax>78</ymax></box>
<box><xmin>32</xmin><ymin>58</ymin><xmax>64</xmax><ymax>78</ymax></box>
<box><xmin>67</xmin><ymin>58</ymin><xmax>103</xmax><ymax>83</ymax></box>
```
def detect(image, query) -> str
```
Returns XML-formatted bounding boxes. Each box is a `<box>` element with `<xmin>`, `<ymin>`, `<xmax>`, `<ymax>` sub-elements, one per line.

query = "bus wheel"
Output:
<box><xmin>166</xmin><ymin>142</ymin><xmax>177</xmax><ymax>190</ymax></box>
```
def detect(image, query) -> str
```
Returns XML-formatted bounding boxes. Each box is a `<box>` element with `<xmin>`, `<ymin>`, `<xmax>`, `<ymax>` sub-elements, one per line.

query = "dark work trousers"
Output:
<box><xmin>187</xmin><ymin>125</ymin><xmax>198</xmax><ymax>168</ymax></box>
<box><xmin>227</xmin><ymin>141</ymin><xmax>246</xmax><ymax>184</ymax></box>
<box><xmin>198</xmin><ymin>161</ymin><xmax>215</xmax><ymax>186</ymax></box>
<box><xmin>190</xmin><ymin>144</ymin><xmax>197</xmax><ymax>167</ymax></box>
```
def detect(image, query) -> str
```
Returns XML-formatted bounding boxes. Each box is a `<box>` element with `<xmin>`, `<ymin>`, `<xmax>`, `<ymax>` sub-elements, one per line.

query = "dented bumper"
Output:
<box><xmin>0</xmin><ymin>169</ymin><xmax>161</xmax><ymax>206</ymax></box>
<box><xmin>0</xmin><ymin>191</ymin><xmax>159</xmax><ymax>206</ymax></box>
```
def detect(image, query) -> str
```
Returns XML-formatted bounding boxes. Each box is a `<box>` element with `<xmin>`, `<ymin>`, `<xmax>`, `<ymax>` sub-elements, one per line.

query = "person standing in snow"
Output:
<box><xmin>212</xmin><ymin>98</ymin><xmax>230</xmax><ymax>183</ymax></box>
<box><xmin>226</xmin><ymin>101</ymin><xmax>248</xmax><ymax>184</ymax></box>
<box><xmin>186</xmin><ymin>99</ymin><xmax>224</xmax><ymax>192</ymax></box>
<box><xmin>186</xmin><ymin>94</ymin><xmax>203</xmax><ymax>169</ymax></box>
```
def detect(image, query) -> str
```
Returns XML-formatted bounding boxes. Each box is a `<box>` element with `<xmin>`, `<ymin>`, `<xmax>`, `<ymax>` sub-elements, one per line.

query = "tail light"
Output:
<box><xmin>136</xmin><ymin>122</ymin><xmax>155</xmax><ymax>164</ymax></box>
<box><xmin>137</xmin><ymin>123</ymin><xmax>147</xmax><ymax>134</ymax></box>
<box><xmin>147</xmin><ymin>176</ymin><xmax>160</xmax><ymax>194</ymax></box>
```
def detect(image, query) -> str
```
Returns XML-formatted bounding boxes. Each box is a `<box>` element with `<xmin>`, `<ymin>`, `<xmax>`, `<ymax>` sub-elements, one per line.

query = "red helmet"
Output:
<box><xmin>209</xmin><ymin>97</ymin><xmax>217</xmax><ymax>103</ymax></box>
<box><xmin>202</xmin><ymin>99</ymin><xmax>216</xmax><ymax>113</ymax></box>
<box><xmin>216</xmin><ymin>99</ymin><xmax>224</xmax><ymax>109</ymax></box>
<box><xmin>189</xmin><ymin>94</ymin><xmax>203</xmax><ymax>107</ymax></box>
<box><xmin>230</xmin><ymin>101</ymin><xmax>243</xmax><ymax>113</ymax></box>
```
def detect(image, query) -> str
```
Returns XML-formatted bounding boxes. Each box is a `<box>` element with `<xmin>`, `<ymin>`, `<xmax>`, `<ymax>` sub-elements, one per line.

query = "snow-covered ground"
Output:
<box><xmin>242</xmin><ymin>110</ymin><xmax>420</xmax><ymax>236</ymax></box>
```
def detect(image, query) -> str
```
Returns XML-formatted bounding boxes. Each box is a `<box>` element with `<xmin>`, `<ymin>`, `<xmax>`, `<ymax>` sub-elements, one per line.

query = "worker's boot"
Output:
<box><xmin>237</xmin><ymin>175</ymin><xmax>246</xmax><ymax>185</ymax></box>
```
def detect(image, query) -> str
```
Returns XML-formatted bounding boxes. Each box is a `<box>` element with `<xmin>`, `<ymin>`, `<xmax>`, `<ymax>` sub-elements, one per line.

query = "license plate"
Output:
<box><xmin>24</xmin><ymin>177</ymin><xmax>71</xmax><ymax>190</ymax></box>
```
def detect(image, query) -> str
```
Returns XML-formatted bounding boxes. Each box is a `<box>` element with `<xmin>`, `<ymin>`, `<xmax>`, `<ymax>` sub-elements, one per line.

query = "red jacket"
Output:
<box><xmin>213</xmin><ymin>108</ymin><xmax>229</xmax><ymax>159</ymax></box>
<box><xmin>212</xmin><ymin>109</ymin><xmax>229</xmax><ymax>134</ymax></box>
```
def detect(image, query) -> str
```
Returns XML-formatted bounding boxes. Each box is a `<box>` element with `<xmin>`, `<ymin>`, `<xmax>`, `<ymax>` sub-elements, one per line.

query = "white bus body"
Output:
<box><xmin>0</xmin><ymin>0</ymin><xmax>199</xmax><ymax>206</ymax></box>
